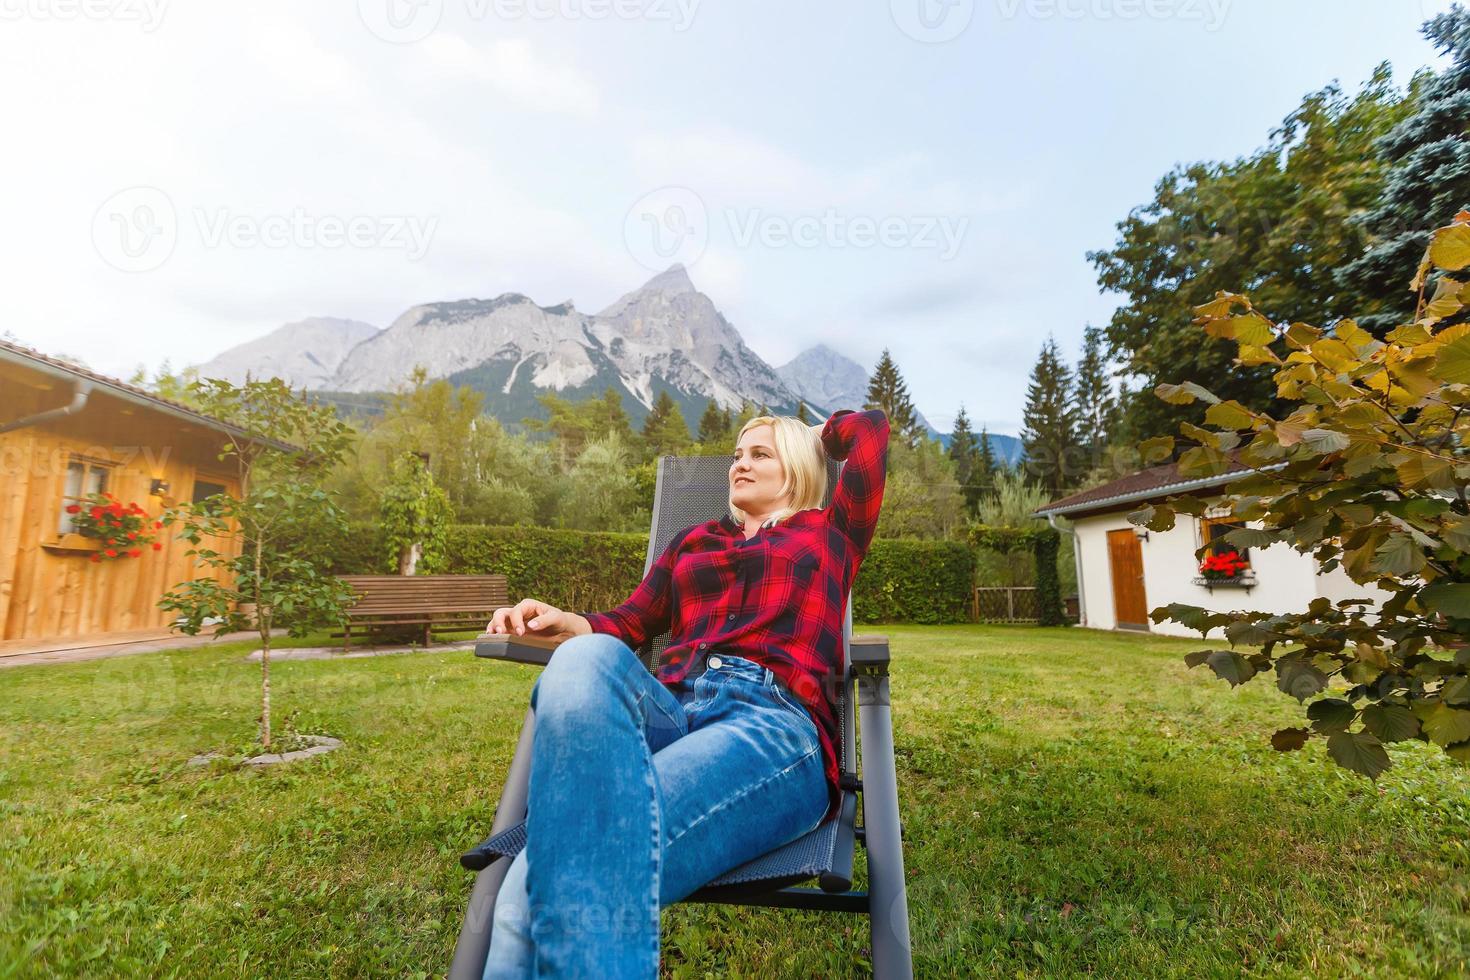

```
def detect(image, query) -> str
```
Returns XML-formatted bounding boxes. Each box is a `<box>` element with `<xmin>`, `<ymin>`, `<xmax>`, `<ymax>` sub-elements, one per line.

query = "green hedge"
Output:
<box><xmin>326</xmin><ymin>523</ymin><xmax>974</xmax><ymax>624</ymax></box>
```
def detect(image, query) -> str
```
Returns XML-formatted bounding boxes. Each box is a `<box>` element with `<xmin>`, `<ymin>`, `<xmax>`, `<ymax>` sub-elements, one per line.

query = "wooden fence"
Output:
<box><xmin>973</xmin><ymin>587</ymin><xmax>1040</xmax><ymax>623</ymax></box>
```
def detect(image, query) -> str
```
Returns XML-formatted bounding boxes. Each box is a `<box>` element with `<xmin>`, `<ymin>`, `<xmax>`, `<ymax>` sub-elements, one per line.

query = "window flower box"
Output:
<box><xmin>42</xmin><ymin>532</ymin><xmax>105</xmax><ymax>555</ymax></box>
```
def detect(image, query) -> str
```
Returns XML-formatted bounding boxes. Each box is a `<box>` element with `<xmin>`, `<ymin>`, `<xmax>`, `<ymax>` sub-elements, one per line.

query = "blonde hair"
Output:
<box><xmin>729</xmin><ymin>415</ymin><xmax>827</xmax><ymax>526</ymax></box>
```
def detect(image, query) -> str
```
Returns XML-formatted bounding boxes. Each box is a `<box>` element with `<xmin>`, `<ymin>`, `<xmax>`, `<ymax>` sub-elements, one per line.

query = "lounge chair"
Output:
<box><xmin>448</xmin><ymin>454</ymin><xmax>913</xmax><ymax>978</ymax></box>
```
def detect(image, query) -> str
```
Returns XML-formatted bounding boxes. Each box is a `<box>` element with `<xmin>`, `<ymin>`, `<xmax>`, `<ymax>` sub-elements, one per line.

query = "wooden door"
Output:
<box><xmin>1106</xmin><ymin>529</ymin><xmax>1149</xmax><ymax>631</ymax></box>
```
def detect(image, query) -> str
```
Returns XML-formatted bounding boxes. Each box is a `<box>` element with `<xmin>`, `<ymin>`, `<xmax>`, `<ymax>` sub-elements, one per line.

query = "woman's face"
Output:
<box><xmin>730</xmin><ymin>424</ymin><xmax>787</xmax><ymax>516</ymax></box>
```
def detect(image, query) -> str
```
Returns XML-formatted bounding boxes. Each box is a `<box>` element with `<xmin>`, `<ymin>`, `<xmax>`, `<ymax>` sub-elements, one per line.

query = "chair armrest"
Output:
<box><xmin>473</xmin><ymin>633</ymin><xmax>565</xmax><ymax>667</ymax></box>
<box><xmin>849</xmin><ymin>634</ymin><xmax>890</xmax><ymax>675</ymax></box>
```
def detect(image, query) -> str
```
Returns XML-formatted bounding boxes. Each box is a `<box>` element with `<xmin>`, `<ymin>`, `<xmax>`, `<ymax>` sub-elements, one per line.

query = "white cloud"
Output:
<box><xmin>419</xmin><ymin>34</ymin><xmax>601</xmax><ymax>115</ymax></box>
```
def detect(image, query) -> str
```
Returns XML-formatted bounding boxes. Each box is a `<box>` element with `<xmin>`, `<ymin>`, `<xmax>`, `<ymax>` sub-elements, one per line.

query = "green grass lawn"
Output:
<box><xmin>2</xmin><ymin>625</ymin><xmax>1467</xmax><ymax>978</ymax></box>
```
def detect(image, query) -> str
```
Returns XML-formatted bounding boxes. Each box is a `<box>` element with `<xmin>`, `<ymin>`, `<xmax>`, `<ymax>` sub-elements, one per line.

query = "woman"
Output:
<box><xmin>481</xmin><ymin>407</ymin><xmax>889</xmax><ymax>978</ymax></box>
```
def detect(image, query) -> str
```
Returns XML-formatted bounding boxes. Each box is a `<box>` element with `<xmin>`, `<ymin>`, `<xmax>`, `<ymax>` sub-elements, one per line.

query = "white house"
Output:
<box><xmin>1034</xmin><ymin>461</ymin><xmax>1388</xmax><ymax>637</ymax></box>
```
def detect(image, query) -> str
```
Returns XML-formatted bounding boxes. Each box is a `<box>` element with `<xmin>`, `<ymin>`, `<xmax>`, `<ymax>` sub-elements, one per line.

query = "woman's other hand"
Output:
<box><xmin>487</xmin><ymin>599</ymin><xmax>591</xmax><ymax>640</ymax></box>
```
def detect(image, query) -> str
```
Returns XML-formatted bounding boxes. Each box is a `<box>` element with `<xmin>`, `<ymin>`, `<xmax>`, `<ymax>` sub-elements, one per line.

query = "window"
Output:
<box><xmin>1201</xmin><ymin>517</ymin><xmax>1251</xmax><ymax>568</ymax></box>
<box><xmin>191</xmin><ymin>478</ymin><xmax>228</xmax><ymax>516</ymax></box>
<box><xmin>58</xmin><ymin>458</ymin><xmax>112</xmax><ymax>535</ymax></box>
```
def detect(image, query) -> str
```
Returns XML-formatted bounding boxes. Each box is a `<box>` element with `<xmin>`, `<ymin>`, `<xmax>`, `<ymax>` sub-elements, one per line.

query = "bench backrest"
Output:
<box><xmin>341</xmin><ymin>574</ymin><xmax>509</xmax><ymax>611</ymax></box>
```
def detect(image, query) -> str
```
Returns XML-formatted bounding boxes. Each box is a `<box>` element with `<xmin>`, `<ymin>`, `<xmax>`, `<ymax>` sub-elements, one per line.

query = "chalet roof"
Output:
<box><xmin>1033</xmin><ymin>457</ymin><xmax>1255</xmax><ymax>519</ymax></box>
<box><xmin>0</xmin><ymin>339</ymin><xmax>300</xmax><ymax>453</ymax></box>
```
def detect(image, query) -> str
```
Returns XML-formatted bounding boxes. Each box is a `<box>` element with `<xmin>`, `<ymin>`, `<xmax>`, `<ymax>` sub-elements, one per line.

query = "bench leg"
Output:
<box><xmin>344</xmin><ymin>624</ymin><xmax>351</xmax><ymax>653</ymax></box>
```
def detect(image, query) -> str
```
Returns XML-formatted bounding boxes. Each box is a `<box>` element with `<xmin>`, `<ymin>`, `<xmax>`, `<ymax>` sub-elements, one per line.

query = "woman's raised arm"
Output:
<box><xmin>819</xmin><ymin>409</ymin><xmax>890</xmax><ymax>557</ymax></box>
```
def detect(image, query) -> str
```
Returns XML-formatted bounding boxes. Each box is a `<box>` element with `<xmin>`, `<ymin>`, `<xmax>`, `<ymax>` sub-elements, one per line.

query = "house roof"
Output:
<box><xmin>0</xmin><ymin>338</ymin><xmax>301</xmax><ymax>453</ymax></box>
<box><xmin>1033</xmin><ymin>457</ymin><xmax>1255</xmax><ymax>518</ymax></box>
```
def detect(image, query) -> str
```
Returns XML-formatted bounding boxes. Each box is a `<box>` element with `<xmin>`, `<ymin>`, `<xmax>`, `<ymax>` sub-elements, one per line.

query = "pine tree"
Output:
<box><xmin>1072</xmin><ymin>325</ymin><xmax>1117</xmax><ymax>464</ymax></box>
<box><xmin>976</xmin><ymin>425</ymin><xmax>999</xmax><ymax>488</ymax></box>
<box><xmin>796</xmin><ymin>400</ymin><xmax>811</xmax><ymax>424</ymax></box>
<box><xmin>1020</xmin><ymin>336</ymin><xmax>1080</xmax><ymax>493</ymax></box>
<box><xmin>641</xmin><ymin>391</ymin><xmax>692</xmax><ymax>456</ymax></box>
<box><xmin>863</xmin><ymin>348</ymin><xmax>919</xmax><ymax>444</ymax></box>
<box><xmin>1338</xmin><ymin>8</ymin><xmax>1470</xmax><ymax>333</ymax></box>
<box><xmin>697</xmin><ymin>399</ymin><xmax>730</xmax><ymax>445</ymax></box>
<box><xmin>948</xmin><ymin>405</ymin><xmax>983</xmax><ymax>515</ymax></box>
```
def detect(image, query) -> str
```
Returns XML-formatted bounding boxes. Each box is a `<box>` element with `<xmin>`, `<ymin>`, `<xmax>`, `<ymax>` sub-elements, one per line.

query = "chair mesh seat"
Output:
<box><xmin>463</xmin><ymin>801</ymin><xmax>851</xmax><ymax>891</ymax></box>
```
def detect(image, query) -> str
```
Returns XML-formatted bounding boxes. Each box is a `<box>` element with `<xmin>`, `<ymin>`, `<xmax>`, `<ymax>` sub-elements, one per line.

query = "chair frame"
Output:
<box><xmin>447</xmin><ymin>455</ymin><xmax>912</xmax><ymax>978</ymax></box>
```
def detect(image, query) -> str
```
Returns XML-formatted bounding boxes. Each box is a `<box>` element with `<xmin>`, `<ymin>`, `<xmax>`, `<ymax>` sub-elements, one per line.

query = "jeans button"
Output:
<box><xmin>708</xmin><ymin>656</ymin><xmax>723</xmax><ymax>669</ymax></box>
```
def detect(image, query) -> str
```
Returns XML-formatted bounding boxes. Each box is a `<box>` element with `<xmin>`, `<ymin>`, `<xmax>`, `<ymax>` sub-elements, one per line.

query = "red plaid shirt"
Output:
<box><xmin>584</xmin><ymin>409</ymin><xmax>890</xmax><ymax>822</ymax></box>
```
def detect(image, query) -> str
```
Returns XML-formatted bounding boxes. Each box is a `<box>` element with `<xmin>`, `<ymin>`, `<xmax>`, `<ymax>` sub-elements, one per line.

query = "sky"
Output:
<box><xmin>0</xmin><ymin>0</ymin><xmax>1454</xmax><ymax>436</ymax></box>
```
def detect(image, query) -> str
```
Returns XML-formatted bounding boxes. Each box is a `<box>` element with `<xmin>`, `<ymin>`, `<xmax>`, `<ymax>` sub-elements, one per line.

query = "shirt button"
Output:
<box><xmin>726</xmin><ymin>613</ymin><xmax>735</xmax><ymax>621</ymax></box>
<box><xmin>698</xmin><ymin>642</ymin><xmax>707</xmax><ymax>650</ymax></box>
<box><xmin>708</xmin><ymin>656</ymin><xmax>723</xmax><ymax>669</ymax></box>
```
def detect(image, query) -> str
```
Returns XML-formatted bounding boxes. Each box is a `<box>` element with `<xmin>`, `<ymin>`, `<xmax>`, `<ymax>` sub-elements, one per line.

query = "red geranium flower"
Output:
<box><xmin>128</xmin><ymin>549</ymin><xmax>140</xmax><ymax>558</ymax></box>
<box><xmin>127</xmin><ymin>531</ymin><xmax>137</xmax><ymax>539</ymax></box>
<box><xmin>65</xmin><ymin>504</ymin><xmax>81</xmax><ymax>514</ymax></box>
<box><xmin>152</xmin><ymin>542</ymin><xmax>163</xmax><ymax>551</ymax></box>
<box><xmin>154</xmin><ymin>520</ymin><xmax>163</xmax><ymax>529</ymax></box>
<box><xmin>89</xmin><ymin>553</ymin><xmax>101</xmax><ymax>563</ymax></box>
<box><xmin>90</xmin><ymin>507</ymin><xmax>103</xmax><ymax>519</ymax></box>
<box><xmin>105</xmin><ymin>549</ymin><xmax>117</xmax><ymax>558</ymax></box>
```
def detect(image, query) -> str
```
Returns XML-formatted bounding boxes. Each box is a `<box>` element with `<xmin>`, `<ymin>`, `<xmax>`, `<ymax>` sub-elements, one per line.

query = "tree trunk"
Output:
<box><xmin>398</xmin><ymin>541</ymin><xmax>422</xmax><ymax>576</ymax></box>
<box><xmin>256</xmin><ymin>537</ymin><xmax>270</xmax><ymax>749</ymax></box>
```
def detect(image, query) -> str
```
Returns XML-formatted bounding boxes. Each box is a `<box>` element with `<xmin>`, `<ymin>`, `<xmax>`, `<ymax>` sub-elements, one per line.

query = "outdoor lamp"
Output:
<box><xmin>149</xmin><ymin>479</ymin><xmax>170</xmax><ymax>496</ymax></box>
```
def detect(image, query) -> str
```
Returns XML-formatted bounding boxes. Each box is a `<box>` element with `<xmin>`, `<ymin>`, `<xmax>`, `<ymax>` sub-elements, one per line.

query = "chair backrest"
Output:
<box><xmin>639</xmin><ymin>453</ymin><xmax>845</xmax><ymax>667</ymax></box>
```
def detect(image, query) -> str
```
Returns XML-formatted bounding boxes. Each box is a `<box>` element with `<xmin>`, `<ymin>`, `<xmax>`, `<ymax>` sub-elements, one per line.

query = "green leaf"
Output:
<box><xmin>1205</xmin><ymin>650</ymin><xmax>1256</xmax><ymax>687</ymax></box>
<box><xmin>1271</xmin><ymin>727</ymin><xmax>1310</xmax><ymax>752</ymax></box>
<box><xmin>1276</xmin><ymin>660</ymin><xmax>1328</xmax><ymax>702</ymax></box>
<box><xmin>1442</xmin><ymin>676</ymin><xmax>1470</xmax><ymax>705</ymax></box>
<box><xmin>1155</xmin><ymin>381</ymin><xmax>1220</xmax><ymax>406</ymax></box>
<box><xmin>1421</xmin><ymin>704</ymin><xmax>1470</xmax><ymax>747</ymax></box>
<box><xmin>1433</xmin><ymin>334</ymin><xmax>1470</xmax><ymax>384</ymax></box>
<box><xmin>1420</xmin><ymin>583</ymin><xmax>1470</xmax><ymax>619</ymax></box>
<box><xmin>1183</xmin><ymin>650</ymin><xmax>1211</xmax><ymax>668</ymax></box>
<box><xmin>1440</xmin><ymin>517</ymin><xmax>1470</xmax><ymax>552</ymax></box>
<box><xmin>1203</xmin><ymin>400</ymin><xmax>1257</xmax><ymax>430</ymax></box>
<box><xmin>1360</xmin><ymin>704</ymin><xmax>1421</xmax><ymax>743</ymax></box>
<box><xmin>1300</xmin><ymin>428</ymin><xmax>1351</xmax><ymax>454</ymax></box>
<box><xmin>1307</xmin><ymin>698</ymin><xmax>1355</xmax><ymax>733</ymax></box>
<box><xmin>1429</xmin><ymin>223</ymin><xmax>1470</xmax><ymax>271</ymax></box>
<box><xmin>1326</xmin><ymin>731</ymin><xmax>1391</xmax><ymax>779</ymax></box>
<box><xmin>1370</xmin><ymin>533</ymin><xmax>1427</xmax><ymax>577</ymax></box>
<box><xmin>1138</xmin><ymin>436</ymin><xmax>1175</xmax><ymax>463</ymax></box>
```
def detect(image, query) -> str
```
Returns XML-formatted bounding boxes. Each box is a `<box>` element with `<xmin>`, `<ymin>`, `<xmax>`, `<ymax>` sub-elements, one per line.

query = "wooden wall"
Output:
<box><xmin>0</xmin><ymin>362</ymin><xmax>242</xmax><ymax>643</ymax></box>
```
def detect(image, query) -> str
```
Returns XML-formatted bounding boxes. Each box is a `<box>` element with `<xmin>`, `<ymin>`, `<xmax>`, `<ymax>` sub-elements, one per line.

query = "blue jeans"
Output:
<box><xmin>482</xmin><ymin>632</ymin><xmax>828</xmax><ymax>978</ymax></box>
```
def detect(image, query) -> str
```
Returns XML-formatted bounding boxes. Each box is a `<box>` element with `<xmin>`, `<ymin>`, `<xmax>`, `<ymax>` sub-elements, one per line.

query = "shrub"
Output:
<box><xmin>323</xmin><ymin>524</ymin><xmax>975</xmax><ymax>624</ymax></box>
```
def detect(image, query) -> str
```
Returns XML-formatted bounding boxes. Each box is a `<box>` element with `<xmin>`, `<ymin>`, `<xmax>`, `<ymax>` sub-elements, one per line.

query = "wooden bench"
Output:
<box><xmin>337</xmin><ymin>574</ymin><xmax>510</xmax><ymax>649</ymax></box>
